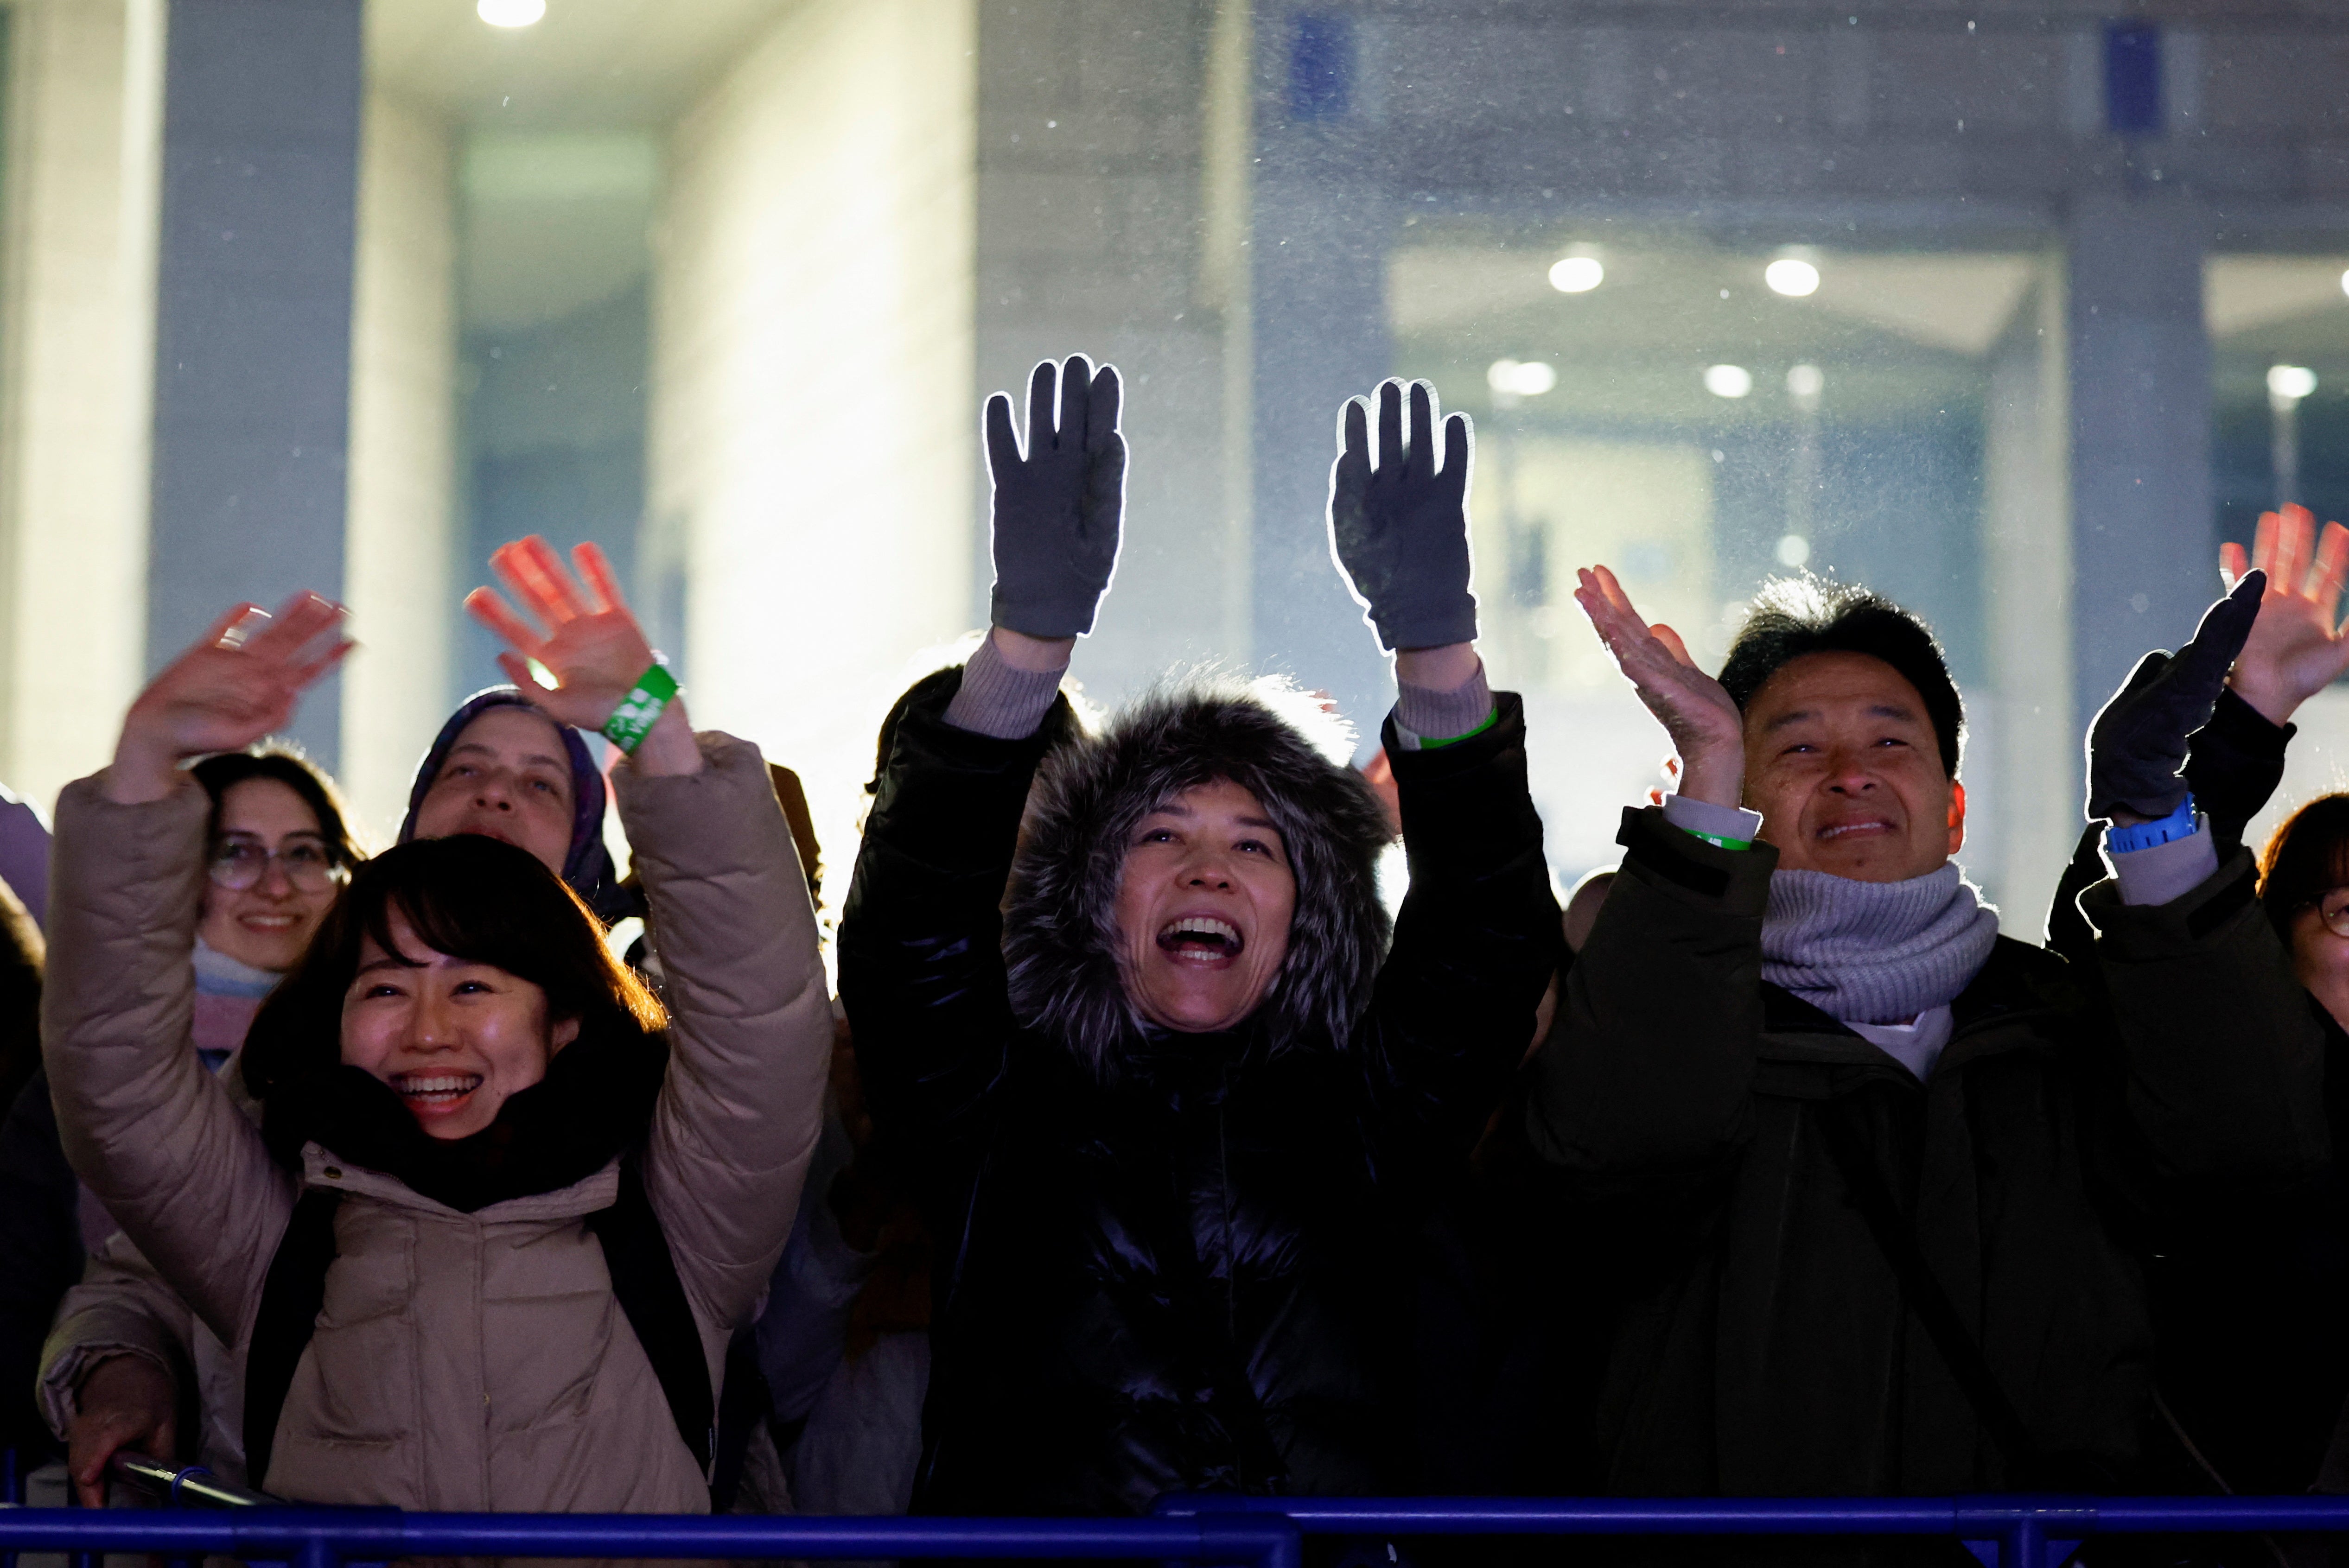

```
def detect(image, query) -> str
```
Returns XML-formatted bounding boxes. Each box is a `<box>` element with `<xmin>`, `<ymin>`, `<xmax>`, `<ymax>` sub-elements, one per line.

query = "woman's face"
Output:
<box><xmin>409</xmin><ymin>706</ymin><xmax>575</xmax><ymax>875</ymax></box>
<box><xmin>200</xmin><ymin>777</ymin><xmax>339</xmax><ymax>973</ymax></box>
<box><xmin>339</xmin><ymin>906</ymin><xmax>580</xmax><ymax>1139</ymax></box>
<box><xmin>2291</xmin><ymin>889</ymin><xmax>2349</xmax><ymax>1033</ymax></box>
<box><xmin>1112</xmin><ymin>778</ymin><xmax>1296</xmax><ymax>1034</ymax></box>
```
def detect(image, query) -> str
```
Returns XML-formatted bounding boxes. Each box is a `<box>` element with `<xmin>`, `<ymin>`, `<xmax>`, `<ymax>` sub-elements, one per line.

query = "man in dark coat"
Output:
<box><xmin>839</xmin><ymin>363</ymin><xmax>1560</xmax><ymax>1513</ymax></box>
<box><xmin>1527</xmin><ymin>564</ymin><xmax>2324</xmax><ymax>1500</ymax></box>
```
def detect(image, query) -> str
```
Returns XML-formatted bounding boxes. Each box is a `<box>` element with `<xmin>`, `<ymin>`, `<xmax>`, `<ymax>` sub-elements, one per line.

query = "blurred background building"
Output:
<box><xmin>0</xmin><ymin>0</ymin><xmax>2346</xmax><ymax>931</ymax></box>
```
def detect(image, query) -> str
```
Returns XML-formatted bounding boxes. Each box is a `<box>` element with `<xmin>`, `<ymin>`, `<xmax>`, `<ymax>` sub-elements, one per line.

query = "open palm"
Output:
<box><xmin>1573</xmin><ymin>564</ymin><xmax>1744</xmax><ymax>802</ymax></box>
<box><xmin>465</xmin><ymin>537</ymin><xmax>664</xmax><ymax>734</ymax></box>
<box><xmin>2222</xmin><ymin>503</ymin><xmax>2349</xmax><ymax>725</ymax></box>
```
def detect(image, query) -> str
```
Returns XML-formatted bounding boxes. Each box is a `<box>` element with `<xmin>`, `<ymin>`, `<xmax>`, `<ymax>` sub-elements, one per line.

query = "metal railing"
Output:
<box><xmin>2</xmin><ymin>1456</ymin><xmax>2348</xmax><ymax>1568</ymax></box>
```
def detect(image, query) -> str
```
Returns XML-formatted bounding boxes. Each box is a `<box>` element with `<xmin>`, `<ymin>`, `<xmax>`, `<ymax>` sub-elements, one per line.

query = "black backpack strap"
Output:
<box><xmin>242</xmin><ymin>1188</ymin><xmax>343</xmax><ymax>1491</ymax></box>
<box><xmin>586</xmin><ymin>1156</ymin><xmax>716</xmax><ymax>1478</ymax></box>
<box><xmin>1812</xmin><ymin>1096</ymin><xmax>2050</xmax><ymax>1485</ymax></box>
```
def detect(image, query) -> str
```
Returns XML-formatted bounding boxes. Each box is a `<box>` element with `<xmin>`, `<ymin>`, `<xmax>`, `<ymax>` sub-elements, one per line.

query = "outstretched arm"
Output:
<box><xmin>51</xmin><ymin>597</ymin><xmax>350</xmax><ymax>1346</ymax></box>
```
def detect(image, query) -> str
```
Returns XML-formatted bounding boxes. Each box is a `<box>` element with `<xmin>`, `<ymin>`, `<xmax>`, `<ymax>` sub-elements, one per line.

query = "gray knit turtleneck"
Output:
<box><xmin>1759</xmin><ymin>863</ymin><xmax>1999</xmax><ymax>1026</ymax></box>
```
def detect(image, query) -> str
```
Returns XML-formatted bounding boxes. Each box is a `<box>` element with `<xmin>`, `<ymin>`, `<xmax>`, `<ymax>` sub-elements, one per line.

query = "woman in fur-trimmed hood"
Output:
<box><xmin>839</xmin><ymin>363</ymin><xmax>1561</xmax><ymax>1515</ymax></box>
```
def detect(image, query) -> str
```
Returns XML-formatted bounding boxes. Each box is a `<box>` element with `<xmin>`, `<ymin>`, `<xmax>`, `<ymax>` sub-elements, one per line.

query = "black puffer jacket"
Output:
<box><xmin>838</xmin><ymin>667</ymin><xmax>1560</xmax><ymax>1515</ymax></box>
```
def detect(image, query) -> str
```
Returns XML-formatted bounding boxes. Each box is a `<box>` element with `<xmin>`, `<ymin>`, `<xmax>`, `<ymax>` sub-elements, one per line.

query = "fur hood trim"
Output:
<box><xmin>1003</xmin><ymin>673</ymin><xmax>1394</xmax><ymax>1073</ymax></box>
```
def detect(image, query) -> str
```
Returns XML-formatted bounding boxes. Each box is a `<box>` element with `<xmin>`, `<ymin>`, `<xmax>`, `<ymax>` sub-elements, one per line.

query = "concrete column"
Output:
<box><xmin>340</xmin><ymin>88</ymin><xmax>454</xmax><ymax>841</ymax></box>
<box><xmin>146</xmin><ymin>0</ymin><xmax>362</xmax><ymax>765</ymax></box>
<box><xmin>2065</xmin><ymin>190</ymin><xmax>2212</xmax><ymax>743</ymax></box>
<box><xmin>0</xmin><ymin>0</ymin><xmax>165</xmax><ymax>815</ymax></box>
<box><xmin>1248</xmin><ymin>8</ymin><xmax>1392</xmax><ymax>745</ymax></box>
<box><xmin>1981</xmin><ymin>269</ymin><xmax>2075</xmax><ymax>937</ymax></box>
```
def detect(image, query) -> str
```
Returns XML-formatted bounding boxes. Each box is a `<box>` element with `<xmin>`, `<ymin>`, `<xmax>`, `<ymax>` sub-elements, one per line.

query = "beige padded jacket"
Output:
<box><xmin>42</xmin><ymin>732</ymin><xmax>831</xmax><ymax>1513</ymax></box>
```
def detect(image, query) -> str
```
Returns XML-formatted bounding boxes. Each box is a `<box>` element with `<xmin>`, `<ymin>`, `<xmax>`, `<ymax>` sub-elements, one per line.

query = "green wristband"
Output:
<box><xmin>604</xmin><ymin>662</ymin><xmax>679</xmax><ymax>755</ymax></box>
<box><xmin>1676</xmin><ymin>825</ymin><xmax>1752</xmax><ymax>852</ymax></box>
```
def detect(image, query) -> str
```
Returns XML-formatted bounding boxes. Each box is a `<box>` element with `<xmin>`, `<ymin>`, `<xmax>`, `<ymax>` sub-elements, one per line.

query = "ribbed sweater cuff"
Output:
<box><xmin>2112</xmin><ymin>817</ymin><xmax>2220</xmax><ymax>908</ymax></box>
<box><xmin>944</xmin><ymin>634</ymin><xmax>1066</xmax><ymax>740</ymax></box>
<box><xmin>1392</xmin><ymin>661</ymin><xmax>1494</xmax><ymax>751</ymax></box>
<box><xmin>1661</xmin><ymin>793</ymin><xmax>1765</xmax><ymax>847</ymax></box>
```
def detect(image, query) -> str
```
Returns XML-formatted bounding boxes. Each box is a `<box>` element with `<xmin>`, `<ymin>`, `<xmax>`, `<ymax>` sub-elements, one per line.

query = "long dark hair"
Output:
<box><xmin>191</xmin><ymin>746</ymin><xmax>364</xmax><ymax>870</ymax></box>
<box><xmin>240</xmin><ymin>833</ymin><xmax>665</xmax><ymax>1102</ymax></box>
<box><xmin>2260</xmin><ymin>793</ymin><xmax>2349</xmax><ymax>939</ymax></box>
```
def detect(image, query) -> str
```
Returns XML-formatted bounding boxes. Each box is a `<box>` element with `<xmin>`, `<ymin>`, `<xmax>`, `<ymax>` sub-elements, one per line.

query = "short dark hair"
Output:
<box><xmin>191</xmin><ymin>746</ymin><xmax>364</xmax><ymax>871</ymax></box>
<box><xmin>2259</xmin><ymin>793</ymin><xmax>2349</xmax><ymax>939</ymax></box>
<box><xmin>1717</xmin><ymin>578</ymin><xmax>1964</xmax><ymax>775</ymax></box>
<box><xmin>240</xmin><ymin>833</ymin><xmax>666</xmax><ymax>1101</ymax></box>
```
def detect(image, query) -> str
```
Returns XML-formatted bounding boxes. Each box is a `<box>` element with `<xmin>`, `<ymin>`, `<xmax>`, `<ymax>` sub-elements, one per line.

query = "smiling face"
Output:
<box><xmin>410</xmin><ymin>706</ymin><xmax>575</xmax><ymax>875</ymax></box>
<box><xmin>1741</xmin><ymin>650</ymin><xmax>1965</xmax><ymax>883</ymax></box>
<box><xmin>338</xmin><ymin>906</ymin><xmax>580</xmax><ymax>1139</ymax></box>
<box><xmin>200</xmin><ymin>777</ymin><xmax>338</xmax><ymax>972</ymax></box>
<box><xmin>1112</xmin><ymin>777</ymin><xmax>1298</xmax><ymax>1034</ymax></box>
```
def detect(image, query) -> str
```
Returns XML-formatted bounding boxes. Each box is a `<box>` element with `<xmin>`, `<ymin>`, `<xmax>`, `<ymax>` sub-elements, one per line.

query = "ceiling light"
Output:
<box><xmin>1765</xmin><ymin>259</ymin><xmax>1821</xmax><ymax>297</ymax></box>
<box><xmin>1704</xmin><ymin>364</ymin><xmax>1753</xmax><ymax>399</ymax></box>
<box><xmin>1786</xmin><ymin>363</ymin><xmax>1825</xmax><ymax>399</ymax></box>
<box><xmin>1548</xmin><ymin>255</ymin><xmax>1604</xmax><ymax>293</ymax></box>
<box><xmin>1488</xmin><ymin>358</ymin><xmax>1558</xmax><ymax>397</ymax></box>
<box><xmin>2269</xmin><ymin>364</ymin><xmax>2318</xmax><ymax>402</ymax></box>
<box><xmin>2340</xmin><ymin>267</ymin><xmax>2349</xmax><ymax>298</ymax></box>
<box><xmin>1776</xmin><ymin>534</ymin><xmax>1812</xmax><ymax>568</ymax></box>
<box><xmin>478</xmin><ymin>0</ymin><xmax>546</xmax><ymax>26</ymax></box>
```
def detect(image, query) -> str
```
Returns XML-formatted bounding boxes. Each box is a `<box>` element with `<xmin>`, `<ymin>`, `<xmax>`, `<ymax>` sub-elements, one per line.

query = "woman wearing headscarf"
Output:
<box><xmin>840</xmin><ymin>361</ymin><xmax>1561</xmax><ymax>1512</ymax></box>
<box><xmin>40</xmin><ymin>543</ymin><xmax>830</xmax><ymax>1512</ymax></box>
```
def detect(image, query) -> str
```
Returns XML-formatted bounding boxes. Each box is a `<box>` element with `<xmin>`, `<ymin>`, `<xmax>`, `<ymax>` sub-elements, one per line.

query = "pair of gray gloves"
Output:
<box><xmin>982</xmin><ymin>355</ymin><xmax>1477</xmax><ymax>651</ymax></box>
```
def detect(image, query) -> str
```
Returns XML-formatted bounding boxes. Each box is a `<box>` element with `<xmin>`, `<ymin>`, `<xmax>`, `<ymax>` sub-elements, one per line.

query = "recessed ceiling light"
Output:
<box><xmin>1765</xmin><ymin>258</ymin><xmax>1820</xmax><ymax>297</ymax></box>
<box><xmin>1704</xmin><ymin>364</ymin><xmax>1753</xmax><ymax>399</ymax></box>
<box><xmin>478</xmin><ymin>0</ymin><xmax>546</xmax><ymax>27</ymax></box>
<box><xmin>1548</xmin><ymin>255</ymin><xmax>1603</xmax><ymax>293</ymax></box>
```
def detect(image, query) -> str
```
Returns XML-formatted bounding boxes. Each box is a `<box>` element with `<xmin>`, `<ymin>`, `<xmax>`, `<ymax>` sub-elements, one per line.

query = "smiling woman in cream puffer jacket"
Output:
<box><xmin>42</xmin><ymin>540</ymin><xmax>830</xmax><ymax>1512</ymax></box>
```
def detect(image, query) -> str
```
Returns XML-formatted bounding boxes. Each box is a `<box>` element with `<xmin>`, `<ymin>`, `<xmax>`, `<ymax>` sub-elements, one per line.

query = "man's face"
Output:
<box><xmin>1741</xmin><ymin>650</ymin><xmax>1965</xmax><ymax>883</ymax></box>
<box><xmin>1112</xmin><ymin>777</ymin><xmax>1297</xmax><ymax>1034</ymax></box>
<box><xmin>410</xmin><ymin>706</ymin><xmax>575</xmax><ymax>875</ymax></box>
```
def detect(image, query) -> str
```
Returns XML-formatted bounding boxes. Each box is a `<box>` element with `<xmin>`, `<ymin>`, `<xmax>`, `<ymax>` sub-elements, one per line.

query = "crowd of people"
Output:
<box><xmin>4</xmin><ymin>352</ymin><xmax>2349</xmax><ymax>1559</ymax></box>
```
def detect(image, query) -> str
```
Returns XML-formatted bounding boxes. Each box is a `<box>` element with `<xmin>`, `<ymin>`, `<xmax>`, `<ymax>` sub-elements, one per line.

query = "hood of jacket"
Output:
<box><xmin>1003</xmin><ymin>675</ymin><xmax>1393</xmax><ymax>1074</ymax></box>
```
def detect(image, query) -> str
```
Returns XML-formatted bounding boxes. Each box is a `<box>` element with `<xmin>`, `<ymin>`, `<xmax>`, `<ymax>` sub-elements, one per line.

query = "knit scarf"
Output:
<box><xmin>1759</xmin><ymin>863</ymin><xmax>1999</xmax><ymax>1026</ymax></box>
<box><xmin>259</xmin><ymin>1023</ymin><xmax>668</xmax><ymax>1214</ymax></box>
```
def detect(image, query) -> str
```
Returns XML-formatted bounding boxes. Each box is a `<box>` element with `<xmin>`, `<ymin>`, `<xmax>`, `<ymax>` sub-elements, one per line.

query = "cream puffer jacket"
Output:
<box><xmin>42</xmin><ymin>732</ymin><xmax>831</xmax><ymax>1512</ymax></box>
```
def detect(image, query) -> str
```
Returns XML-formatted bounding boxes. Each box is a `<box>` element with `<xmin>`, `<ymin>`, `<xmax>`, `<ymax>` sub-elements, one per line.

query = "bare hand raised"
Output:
<box><xmin>1573</xmin><ymin>565</ymin><xmax>1746</xmax><ymax>807</ymax></box>
<box><xmin>2222</xmin><ymin>503</ymin><xmax>2349</xmax><ymax>726</ymax></box>
<box><xmin>465</xmin><ymin>536</ymin><xmax>700</xmax><ymax>775</ymax></box>
<box><xmin>108</xmin><ymin>593</ymin><xmax>350</xmax><ymax>804</ymax></box>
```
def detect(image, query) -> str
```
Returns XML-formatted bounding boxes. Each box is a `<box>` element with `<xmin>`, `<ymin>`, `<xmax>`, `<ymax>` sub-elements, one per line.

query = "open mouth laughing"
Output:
<box><xmin>390</xmin><ymin>1071</ymin><xmax>483</xmax><ymax>1111</ymax></box>
<box><xmin>1157</xmin><ymin>914</ymin><xmax>1244</xmax><ymax>967</ymax></box>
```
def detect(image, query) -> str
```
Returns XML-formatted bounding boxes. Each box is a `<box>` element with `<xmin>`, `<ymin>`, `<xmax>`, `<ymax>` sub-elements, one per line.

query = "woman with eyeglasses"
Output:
<box><xmin>32</xmin><ymin>747</ymin><xmax>360</xmax><ymax>1501</ymax></box>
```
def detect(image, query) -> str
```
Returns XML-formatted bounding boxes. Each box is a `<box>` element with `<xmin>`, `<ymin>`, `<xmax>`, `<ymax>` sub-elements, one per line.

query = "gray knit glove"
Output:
<box><xmin>1328</xmin><ymin>379</ymin><xmax>1478</xmax><ymax>651</ymax></box>
<box><xmin>983</xmin><ymin>355</ymin><xmax>1126</xmax><ymax>639</ymax></box>
<box><xmin>2087</xmin><ymin>571</ymin><xmax>2265</xmax><ymax>820</ymax></box>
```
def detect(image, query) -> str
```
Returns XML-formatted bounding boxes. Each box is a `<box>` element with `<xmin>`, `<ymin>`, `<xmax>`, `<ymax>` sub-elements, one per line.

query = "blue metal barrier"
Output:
<box><xmin>9</xmin><ymin>1482</ymin><xmax>2349</xmax><ymax>1568</ymax></box>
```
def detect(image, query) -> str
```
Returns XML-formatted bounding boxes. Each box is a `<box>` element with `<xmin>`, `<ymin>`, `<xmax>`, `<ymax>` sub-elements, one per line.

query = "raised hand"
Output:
<box><xmin>110</xmin><ymin>592</ymin><xmax>350</xmax><ymax>803</ymax></box>
<box><xmin>2220</xmin><ymin>503</ymin><xmax>2349</xmax><ymax>725</ymax></box>
<box><xmin>465</xmin><ymin>536</ymin><xmax>700</xmax><ymax>774</ymax></box>
<box><xmin>2087</xmin><ymin>571</ymin><xmax>2266</xmax><ymax>822</ymax></box>
<box><xmin>1573</xmin><ymin>565</ymin><xmax>1745</xmax><ymax>806</ymax></box>
<box><xmin>1328</xmin><ymin>380</ymin><xmax>1477</xmax><ymax>652</ymax></box>
<box><xmin>984</xmin><ymin>355</ymin><xmax>1125</xmax><ymax>640</ymax></box>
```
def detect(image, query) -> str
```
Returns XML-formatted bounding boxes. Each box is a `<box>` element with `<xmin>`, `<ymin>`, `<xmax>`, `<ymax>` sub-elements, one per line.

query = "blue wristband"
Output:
<box><xmin>2105</xmin><ymin>793</ymin><xmax>2199</xmax><ymax>855</ymax></box>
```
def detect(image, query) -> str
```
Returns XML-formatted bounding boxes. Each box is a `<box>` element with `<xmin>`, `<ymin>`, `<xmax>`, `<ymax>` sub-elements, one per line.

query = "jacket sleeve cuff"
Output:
<box><xmin>942</xmin><ymin>635</ymin><xmax>1067</xmax><ymax>740</ymax></box>
<box><xmin>2082</xmin><ymin>844</ymin><xmax>2261</xmax><ymax>955</ymax></box>
<box><xmin>1391</xmin><ymin>661</ymin><xmax>1494</xmax><ymax>751</ymax></box>
<box><xmin>1661</xmin><ymin>794</ymin><xmax>1764</xmax><ymax>847</ymax></box>
<box><xmin>2108</xmin><ymin>818</ymin><xmax>2220</xmax><ymax>907</ymax></box>
<box><xmin>1615</xmin><ymin>804</ymin><xmax>1778</xmax><ymax>912</ymax></box>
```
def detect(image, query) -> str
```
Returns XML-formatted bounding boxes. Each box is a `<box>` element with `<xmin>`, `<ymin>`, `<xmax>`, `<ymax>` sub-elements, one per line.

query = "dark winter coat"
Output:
<box><xmin>838</xmin><ymin>667</ymin><xmax>1560</xmax><ymax>1515</ymax></box>
<box><xmin>1522</xmin><ymin>805</ymin><xmax>2325</xmax><ymax>1498</ymax></box>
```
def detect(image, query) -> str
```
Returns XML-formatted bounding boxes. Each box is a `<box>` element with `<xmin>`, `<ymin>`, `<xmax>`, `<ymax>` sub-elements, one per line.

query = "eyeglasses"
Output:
<box><xmin>2313</xmin><ymin>889</ymin><xmax>2349</xmax><ymax>940</ymax></box>
<box><xmin>208</xmin><ymin>838</ymin><xmax>346</xmax><ymax>894</ymax></box>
